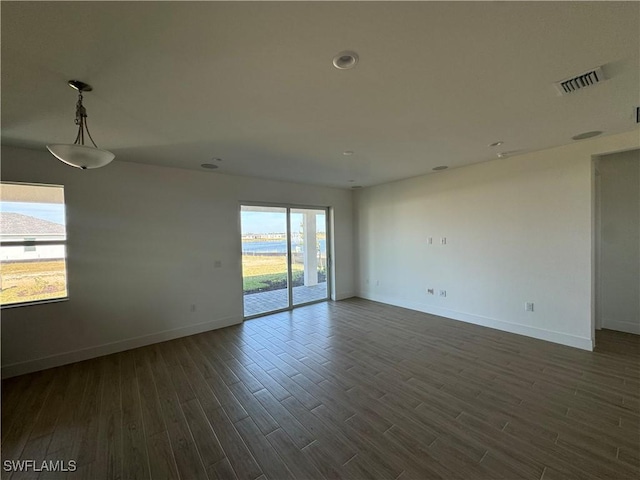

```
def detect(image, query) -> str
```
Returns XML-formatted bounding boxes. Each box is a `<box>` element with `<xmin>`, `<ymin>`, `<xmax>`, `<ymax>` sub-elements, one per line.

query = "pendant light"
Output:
<box><xmin>47</xmin><ymin>80</ymin><xmax>115</xmax><ymax>169</ymax></box>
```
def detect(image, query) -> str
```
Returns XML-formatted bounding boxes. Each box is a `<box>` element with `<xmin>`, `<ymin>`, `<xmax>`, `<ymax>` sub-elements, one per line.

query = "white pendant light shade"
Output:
<box><xmin>48</xmin><ymin>80</ymin><xmax>115</xmax><ymax>170</ymax></box>
<box><xmin>47</xmin><ymin>144</ymin><xmax>115</xmax><ymax>169</ymax></box>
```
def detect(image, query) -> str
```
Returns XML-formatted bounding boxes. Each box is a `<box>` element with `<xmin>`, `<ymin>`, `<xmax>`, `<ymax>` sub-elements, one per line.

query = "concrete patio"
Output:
<box><xmin>243</xmin><ymin>282</ymin><xmax>328</xmax><ymax>317</ymax></box>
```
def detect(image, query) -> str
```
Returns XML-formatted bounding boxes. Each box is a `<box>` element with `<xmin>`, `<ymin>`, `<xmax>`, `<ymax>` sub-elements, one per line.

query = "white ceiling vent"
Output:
<box><xmin>554</xmin><ymin>66</ymin><xmax>606</xmax><ymax>96</ymax></box>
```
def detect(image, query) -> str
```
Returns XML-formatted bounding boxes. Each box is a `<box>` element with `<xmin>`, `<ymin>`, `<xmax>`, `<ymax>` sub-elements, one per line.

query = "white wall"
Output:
<box><xmin>598</xmin><ymin>149</ymin><xmax>640</xmax><ymax>334</ymax></box>
<box><xmin>0</xmin><ymin>146</ymin><xmax>355</xmax><ymax>377</ymax></box>
<box><xmin>355</xmin><ymin>130</ymin><xmax>640</xmax><ymax>351</ymax></box>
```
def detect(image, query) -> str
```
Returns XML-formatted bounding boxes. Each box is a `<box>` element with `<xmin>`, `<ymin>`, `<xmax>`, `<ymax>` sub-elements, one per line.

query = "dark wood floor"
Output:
<box><xmin>2</xmin><ymin>298</ymin><xmax>639</xmax><ymax>480</ymax></box>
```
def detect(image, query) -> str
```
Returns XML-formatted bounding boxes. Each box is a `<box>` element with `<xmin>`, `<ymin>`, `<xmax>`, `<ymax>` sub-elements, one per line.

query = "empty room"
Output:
<box><xmin>1</xmin><ymin>2</ymin><xmax>639</xmax><ymax>479</ymax></box>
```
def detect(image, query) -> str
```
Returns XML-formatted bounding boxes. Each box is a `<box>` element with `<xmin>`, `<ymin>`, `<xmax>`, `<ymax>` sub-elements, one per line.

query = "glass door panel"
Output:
<box><xmin>290</xmin><ymin>208</ymin><xmax>329</xmax><ymax>306</ymax></box>
<box><xmin>241</xmin><ymin>206</ymin><xmax>290</xmax><ymax>317</ymax></box>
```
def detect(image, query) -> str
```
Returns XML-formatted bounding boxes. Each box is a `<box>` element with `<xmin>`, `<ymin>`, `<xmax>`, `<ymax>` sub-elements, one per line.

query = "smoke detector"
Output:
<box><xmin>554</xmin><ymin>66</ymin><xmax>606</xmax><ymax>96</ymax></box>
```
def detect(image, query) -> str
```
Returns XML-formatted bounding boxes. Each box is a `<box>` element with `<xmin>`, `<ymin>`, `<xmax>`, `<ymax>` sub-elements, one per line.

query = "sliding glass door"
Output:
<box><xmin>290</xmin><ymin>208</ymin><xmax>328</xmax><ymax>306</ymax></box>
<box><xmin>241</xmin><ymin>204</ymin><xmax>329</xmax><ymax>318</ymax></box>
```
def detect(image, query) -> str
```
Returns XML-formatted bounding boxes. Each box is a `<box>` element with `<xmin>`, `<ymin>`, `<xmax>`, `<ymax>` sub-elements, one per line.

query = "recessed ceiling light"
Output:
<box><xmin>497</xmin><ymin>153</ymin><xmax>508</xmax><ymax>158</ymax></box>
<box><xmin>212</xmin><ymin>157</ymin><xmax>222</xmax><ymax>162</ymax></box>
<box><xmin>572</xmin><ymin>131</ymin><xmax>603</xmax><ymax>141</ymax></box>
<box><xmin>333</xmin><ymin>51</ymin><xmax>359</xmax><ymax>70</ymax></box>
<box><xmin>348</xmin><ymin>179</ymin><xmax>355</xmax><ymax>183</ymax></box>
<box><xmin>488</xmin><ymin>141</ymin><xmax>504</xmax><ymax>147</ymax></box>
<box><xmin>432</xmin><ymin>166</ymin><xmax>448</xmax><ymax>171</ymax></box>
<box><xmin>343</xmin><ymin>150</ymin><xmax>354</xmax><ymax>156</ymax></box>
<box><xmin>201</xmin><ymin>163</ymin><xmax>219</xmax><ymax>169</ymax></box>
<box><xmin>351</xmin><ymin>185</ymin><xmax>362</xmax><ymax>189</ymax></box>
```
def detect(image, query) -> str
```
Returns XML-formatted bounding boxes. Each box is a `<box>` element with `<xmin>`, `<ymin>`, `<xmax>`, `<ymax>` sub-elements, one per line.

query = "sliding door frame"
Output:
<box><xmin>240</xmin><ymin>201</ymin><xmax>331</xmax><ymax>320</ymax></box>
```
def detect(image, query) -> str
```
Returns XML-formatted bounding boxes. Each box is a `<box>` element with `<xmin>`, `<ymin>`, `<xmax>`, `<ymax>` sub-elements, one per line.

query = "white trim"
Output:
<box><xmin>335</xmin><ymin>291</ymin><xmax>356</xmax><ymax>301</ymax></box>
<box><xmin>357</xmin><ymin>292</ymin><xmax>594</xmax><ymax>351</ymax></box>
<box><xmin>1</xmin><ymin>315</ymin><xmax>241</xmax><ymax>379</ymax></box>
<box><xmin>1</xmin><ymin>297</ymin><xmax>69</xmax><ymax>310</ymax></box>
<box><xmin>603</xmin><ymin>320</ymin><xmax>640</xmax><ymax>335</ymax></box>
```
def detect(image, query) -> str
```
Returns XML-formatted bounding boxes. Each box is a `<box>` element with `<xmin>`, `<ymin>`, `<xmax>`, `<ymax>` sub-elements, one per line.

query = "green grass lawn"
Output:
<box><xmin>243</xmin><ymin>271</ymin><xmax>303</xmax><ymax>293</ymax></box>
<box><xmin>242</xmin><ymin>254</ymin><xmax>328</xmax><ymax>294</ymax></box>
<box><xmin>243</xmin><ymin>270</ymin><xmax>326</xmax><ymax>294</ymax></box>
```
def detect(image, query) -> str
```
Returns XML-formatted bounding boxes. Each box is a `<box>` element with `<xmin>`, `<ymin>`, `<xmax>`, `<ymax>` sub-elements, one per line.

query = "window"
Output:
<box><xmin>24</xmin><ymin>238</ymin><xmax>36</xmax><ymax>252</ymax></box>
<box><xmin>0</xmin><ymin>182</ymin><xmax>68</xmax><ymax>306</ymax></box>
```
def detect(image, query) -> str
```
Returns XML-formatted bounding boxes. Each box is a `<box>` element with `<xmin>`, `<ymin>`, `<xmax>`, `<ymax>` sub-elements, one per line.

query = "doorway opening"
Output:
<box><xmin>594</xmin><ymin>148</ymin><xmax>639</xmax><ymax>337</ymax></box>
<box><xmin>240</xmin><ymin>204</ymin><xmax>330</xmax><ymax>318</ymax></box>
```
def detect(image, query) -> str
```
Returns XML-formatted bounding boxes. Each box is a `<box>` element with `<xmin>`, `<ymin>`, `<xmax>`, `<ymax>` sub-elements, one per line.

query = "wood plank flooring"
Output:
<box><xmin>2</xmin><ymin>298</ymin><xmax>639</xmax><ymax>479</ymax></box>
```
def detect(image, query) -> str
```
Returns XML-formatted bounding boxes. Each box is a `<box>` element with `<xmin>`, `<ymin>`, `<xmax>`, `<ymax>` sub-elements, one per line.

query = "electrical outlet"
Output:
<box><xmin>428</xmin><ymin>237</ymin><xmax>433</xmax><ymax>245</ymax></box>
<box><xmin>427</xmin><ymin>288</ymin><xmax>434</xmax><ymax>295</ymax></box>
<box><xmin>439</xmin><ymin>290</ymin><xmax>447</xmax><ymax>297</ymax></box>
<box><xmin>525</xmin><ymin>302</ymin><xmax>534</xmax><ymax>312</ymax></box>
<box><xmin>441</xmin><ymin>237</ymin><xmax>447</xmax><ymax>245</ymax></box>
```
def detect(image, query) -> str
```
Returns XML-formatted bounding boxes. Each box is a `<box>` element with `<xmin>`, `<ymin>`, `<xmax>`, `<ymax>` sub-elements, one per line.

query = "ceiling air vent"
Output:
<box><xmin>554</xmin><ymin>66</ymin><xmax>606</xmax><ymax>96</ymax></box>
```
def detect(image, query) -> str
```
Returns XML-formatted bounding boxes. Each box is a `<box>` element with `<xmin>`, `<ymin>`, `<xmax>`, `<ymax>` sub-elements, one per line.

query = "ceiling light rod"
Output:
<box><xmin>70</xmin><ymin>80</ymin><xmax>97</xmax><ymax>148</ymax></box>
<box><xmin>47</xmin><ymin>80</ymin><xmax>115</xmax><ymax>170</ymax></box>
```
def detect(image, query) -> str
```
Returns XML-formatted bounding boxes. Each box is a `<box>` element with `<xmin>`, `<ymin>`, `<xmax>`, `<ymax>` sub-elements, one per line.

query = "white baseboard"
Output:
<box><xmin>335</xmin><ymin>291</ymin><xmax>356</xmax><ymax>301</ymax></box>
<box><xmin>1</xmin><ymin>315</ymin><xmax>242</xmax><ymax>379</ymax></box>
<box><xmin>357</xmin><ymin>291</ymin><xmax>593</xmax><ymax>351</ymax></box>
<box><xmin>603</xmin><ymin>320</ymin><xmax>640</xmax><ymax>335</ymax></box>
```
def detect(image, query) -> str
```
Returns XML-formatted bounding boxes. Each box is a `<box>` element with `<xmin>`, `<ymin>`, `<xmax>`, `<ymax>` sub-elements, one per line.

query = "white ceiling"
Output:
<box><xmin>2</xmin><ymin>1</ymin><xmax>638</xmax><ymax>188</ymax></box>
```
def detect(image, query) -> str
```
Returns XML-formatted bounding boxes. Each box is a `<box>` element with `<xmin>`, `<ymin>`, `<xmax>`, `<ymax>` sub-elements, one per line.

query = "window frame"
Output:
<box><xmin>1</xmin><ymin>181</ymin><xmax>69</xmax><ymax>308</ymax></box>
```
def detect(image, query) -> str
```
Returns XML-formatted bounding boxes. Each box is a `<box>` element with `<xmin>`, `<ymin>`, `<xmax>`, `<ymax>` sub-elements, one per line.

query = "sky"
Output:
<box><xmin>1</xmin><ymin>202</ymin><xmax>325</xmax><ymax>234</ymax></box>
<box><xmin>241</xmin><ymin>211</ymin><xmax>326</xmax><ymax>234</ymax></box>
<box><xmin>1</xmin><ymin>202</ymin><xmax>66</xmax><ymax>225</ymax></box>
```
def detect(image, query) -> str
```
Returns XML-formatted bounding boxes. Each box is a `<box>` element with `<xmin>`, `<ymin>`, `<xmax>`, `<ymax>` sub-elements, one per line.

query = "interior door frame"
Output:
<box><xmin>590</xmin><ymin>146</ymin><xmax>640</xmax><ymax>347</ymax></box>
<box><xmin>239</xmin><ymin>201</ymin><xmax>331</xmax><ymax>320</ymax></box>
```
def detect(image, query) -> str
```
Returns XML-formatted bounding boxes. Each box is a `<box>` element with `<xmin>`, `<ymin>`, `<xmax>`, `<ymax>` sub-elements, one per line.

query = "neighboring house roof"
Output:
<box><xmin>0</xmin><ymin>212</ymin><xmax>65</xmax><ymax>236</ymax></box>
